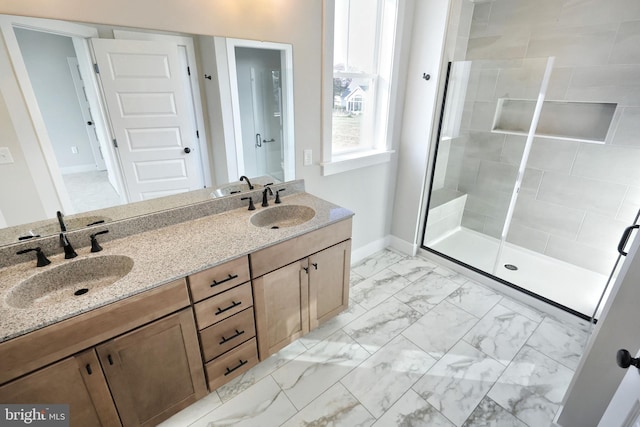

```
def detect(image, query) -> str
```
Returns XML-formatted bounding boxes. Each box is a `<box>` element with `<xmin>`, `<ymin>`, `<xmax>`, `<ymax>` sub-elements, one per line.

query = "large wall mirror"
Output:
<box><xmin>0</xmin><ymin>13</ymin><xmax>295</xmax><ymax>247</ymax></box>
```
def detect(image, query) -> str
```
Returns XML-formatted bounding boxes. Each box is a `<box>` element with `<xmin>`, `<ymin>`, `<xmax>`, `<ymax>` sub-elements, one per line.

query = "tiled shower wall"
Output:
<box><xmin>442</xmin><ymin>0</ymin><xmax>640</xmax><ymax>275</ymax></box>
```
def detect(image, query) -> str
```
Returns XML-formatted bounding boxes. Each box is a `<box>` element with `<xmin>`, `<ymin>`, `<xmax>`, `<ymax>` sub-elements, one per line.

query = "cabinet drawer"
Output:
<box><xmin>194</xmin><ymin>283</ymin><xmax>253</xmax><ymax>330</ymax></box>
<box><xmin>188</xmin><ymin>256</ymin><xmax>250</xmax><ymax>303</ymax></box>
<box><xmin>205</xmin><ymin>338</ymin><xmax>258</xmax><ymax>391</ymax></box>
<box><xmin>250</xmin><ymin>218</ymin><xmax>352</xmax><ymax>278</ymax></box>
<box><xmin>200</xmin><ymin>308</ymin><xmax>256</xmax><ymax>362</ymax></box>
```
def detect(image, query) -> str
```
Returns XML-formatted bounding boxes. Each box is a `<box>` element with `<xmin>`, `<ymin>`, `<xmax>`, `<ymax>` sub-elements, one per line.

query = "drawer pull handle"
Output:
<box><xmin>220</xmin><ymin>329</ymin><xmax>245</xmax><ymax>345</ymax></box>
<box><xmin>86</xmin><ymin>364</ymin><xmax>92</xmax><ymax>375</ymax></box>
<box><xmin>224</xmin><ymin>359</ymin><xmax>248</xmax><ymax>376</ymax></box>
<box><xmin>211</xmin><ymin>274</ymin><xmax>239</xmax><ymax>288</ymax></box>
<box><xmin>107</xmin><ymin>354</ymin><xmax>114</xmax><ymax>365</ymax></box>
<box><xmin>215</xmin><ymin>300</ymin><xmax>242</xmax><ymax>315</ymax></box>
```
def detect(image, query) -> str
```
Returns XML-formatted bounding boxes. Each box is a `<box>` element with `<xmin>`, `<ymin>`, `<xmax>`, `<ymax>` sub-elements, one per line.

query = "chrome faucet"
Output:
<box><xmin>239</xmin><ymin>175</ymin><xmax>254</xmax><ymax>190</ymax></box>
<box><xmin>261</xmin><ymin>186</ymin><xmax>274</xmax><ymax>207</ymax></box>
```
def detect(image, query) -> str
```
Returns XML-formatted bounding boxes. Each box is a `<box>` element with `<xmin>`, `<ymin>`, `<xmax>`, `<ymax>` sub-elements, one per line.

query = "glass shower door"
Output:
<box><xmin>422</xmin><ymin>58</ymin><xmax>551</xmax><ymax>276</ymax></box>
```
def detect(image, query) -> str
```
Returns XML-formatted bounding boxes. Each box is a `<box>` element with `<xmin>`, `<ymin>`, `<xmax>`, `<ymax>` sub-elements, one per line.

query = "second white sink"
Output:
<box><xmin>250</xmin><ymin>205</ymin><xmax>315</xmax><ymax>229</ymax></box>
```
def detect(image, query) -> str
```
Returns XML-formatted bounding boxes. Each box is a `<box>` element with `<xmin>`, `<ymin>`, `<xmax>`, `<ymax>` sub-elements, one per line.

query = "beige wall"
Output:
<box><xmin>0</xmin><ymin>90</ymin><xmax>46</xmax><ymax>226</ymax></box>
<box><xmin>0</xmin><ymin>0</ymin><xmax>399</xmax><ymax>254</ymax></box>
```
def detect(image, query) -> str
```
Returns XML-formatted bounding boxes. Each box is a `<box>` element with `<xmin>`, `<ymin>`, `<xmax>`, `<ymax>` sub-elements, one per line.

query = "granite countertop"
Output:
<box><xmin>0</xmin><ymin>192</ymin><xmax>354</xmax><ymax>342</ymax></box>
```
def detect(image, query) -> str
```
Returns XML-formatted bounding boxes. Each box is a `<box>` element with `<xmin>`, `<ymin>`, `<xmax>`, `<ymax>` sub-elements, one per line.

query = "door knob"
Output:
<box><xmin>87</xmin><ymin>121</ymin><xmax>93</xmax><ymax>125</ymax></box>
<box><xmin>184</xmin><ymin>147</ymin><xmax>191</xmax><ymax>154</ymax></box>
<box><xmin>617</xmin><ymin>349</ymin><xmax>640</xmax><ymax>371</ymax></box>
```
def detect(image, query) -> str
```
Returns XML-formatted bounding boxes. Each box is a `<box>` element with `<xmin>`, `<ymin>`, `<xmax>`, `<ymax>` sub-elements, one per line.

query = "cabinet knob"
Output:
<box><xmin>86</xmin><ymin>364</ymin><xmax>92</xmax><ymax>375</ymax></box>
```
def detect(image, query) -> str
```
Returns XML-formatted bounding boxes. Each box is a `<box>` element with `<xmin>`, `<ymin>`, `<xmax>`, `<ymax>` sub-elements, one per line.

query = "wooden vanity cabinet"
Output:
<box><xmin>251</xmin><ymin>219</ymin><xmax>352</xmax><ymax>359</ymax></box>
<box><xmin>0</xmin><ymin>349</ymin><xmax>121</xmax><ymax>427</ymax></box>
<box><xmin>188</xmin><ymin>256</ymin><xmax>259</xmax><ymax>391</ymax></box>
<box><xmin>308</xmin><ymin>239</ymin><xmax>351</xmax><ymax>329</ymax></box>
<box><xmin>252</xmin><ymin>259</ymin><xmax>310</xmax><ymax>357</ymax></box>
<box><xmin>0</xmin><ymin>279</ymin><xmax>207</xmax><ymax>427</ymax></box>
<box><xmin>97</xmin><ymin>309</ymin><xmax>206</xmax><ymax>427</ymax></box>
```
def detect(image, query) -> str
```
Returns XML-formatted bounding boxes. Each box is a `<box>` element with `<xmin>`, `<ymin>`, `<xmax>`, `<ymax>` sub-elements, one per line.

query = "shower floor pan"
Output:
<box><xmin>427</xmin><ymin>227</ymin><xmax>608</xmax><ymax>318</ymax></box>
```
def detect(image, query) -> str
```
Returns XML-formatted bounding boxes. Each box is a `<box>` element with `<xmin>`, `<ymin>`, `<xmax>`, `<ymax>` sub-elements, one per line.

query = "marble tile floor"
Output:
<box><xmin>159</xmin><ymin>248</ymin><xmax>590</xmax><ymax>427</ymax></box>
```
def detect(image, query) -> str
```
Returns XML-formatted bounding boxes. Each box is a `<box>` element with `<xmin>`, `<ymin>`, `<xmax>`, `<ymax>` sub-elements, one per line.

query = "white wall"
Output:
<box><xmin>14</xmin><ymin>28</ymin><xmax>95</xmax><ymax>172</ymax></box>
<box><xmin>390</xmin><ymin>0</ymin><xmax>453</xmax><ymax>252</ymax></box>
<box><xmin>0</xmin><ymin>90</ymin><xmax>47</xmax><ymax>225</ymax></box>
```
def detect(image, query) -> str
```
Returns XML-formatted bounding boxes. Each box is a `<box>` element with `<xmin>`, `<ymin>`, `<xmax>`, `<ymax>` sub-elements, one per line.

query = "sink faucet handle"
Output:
<box><xmin>90</xmin><ymin>230</ymin><xmax>109</xmax><ymax>253</ymax></box>
<box><xmin>275</xmin><ymin>188</ymin><xmax>286</xmax><ymax>204</ymax></box>
<box><xmin>241</xmin><ymin>196</ymin><xmax>256</xmax><ymax>211</ymax></box>
<box><xmin>16</xmin><ymin>247</ymin><xmax>51</xmax><ymax>267</ymax></box>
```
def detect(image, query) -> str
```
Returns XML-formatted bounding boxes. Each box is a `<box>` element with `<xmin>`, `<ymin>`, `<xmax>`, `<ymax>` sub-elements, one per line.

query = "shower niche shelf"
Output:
<box><xmin>492</xmin><ymin>98</ymin><xmax>617</xmax><ymax>144</ymax></box>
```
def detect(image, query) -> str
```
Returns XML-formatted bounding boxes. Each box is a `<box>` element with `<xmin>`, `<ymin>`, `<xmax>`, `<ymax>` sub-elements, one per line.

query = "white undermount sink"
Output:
<box><xmin>6</xmin><ymin>255</ymin><xmax>134</xmax><ymax>310</ymax></box>
<box><xmin>250</xmin><ymin>205</ymin><xmax>316</xmax><ymax>229</ymax></box>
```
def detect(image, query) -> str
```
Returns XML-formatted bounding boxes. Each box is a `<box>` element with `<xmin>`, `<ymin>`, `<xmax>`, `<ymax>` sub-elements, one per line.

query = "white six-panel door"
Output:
<box><xmin>91</xmin><ymin>39</ymin><xmax>203</xmax><ymax>202</ymax></box>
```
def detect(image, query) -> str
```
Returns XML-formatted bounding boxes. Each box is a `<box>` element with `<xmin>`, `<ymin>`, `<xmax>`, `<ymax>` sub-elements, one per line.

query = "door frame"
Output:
<box><xmin>66</xmin><ymin>56</ymin><xmax>107</xmax><ymax>172</ymax></box>
<box><xmin>0</xmin><ymin>14</ymin><xmax>126</xmax><ymax>212</ymax></box>
<box><xmin>220</xmin><ymin>38</ymin><xmax>295</xmax><ymax>182</ymax></box>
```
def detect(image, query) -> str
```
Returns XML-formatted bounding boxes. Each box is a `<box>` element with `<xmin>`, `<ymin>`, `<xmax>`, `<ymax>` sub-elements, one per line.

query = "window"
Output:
<box><xmin>322</xmin><ymin>0</ymin><xmax>401</xmax><ymax>175</ymax></box>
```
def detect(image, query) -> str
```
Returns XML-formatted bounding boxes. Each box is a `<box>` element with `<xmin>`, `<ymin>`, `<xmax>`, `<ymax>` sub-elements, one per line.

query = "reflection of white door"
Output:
<box><xmin>92</xmin><ymin>39</ymin><xmax>204</xmax><ymax>201</ymax></box>
<box><xmin>67</xmin><ymin>57</ymin><xmax>107</xmax><ymax>171</ymax></box>
<box><xmin>599</xmin><ymin>349</ymin><xmax>640</xmax><ymax>426</ymax></box>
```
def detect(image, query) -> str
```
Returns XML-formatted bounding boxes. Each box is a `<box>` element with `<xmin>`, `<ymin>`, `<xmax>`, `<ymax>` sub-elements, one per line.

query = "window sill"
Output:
<box><xmin>321</xmin><ymin>149</ymin><xmax>395</xmax><ymax>176</ymax></box>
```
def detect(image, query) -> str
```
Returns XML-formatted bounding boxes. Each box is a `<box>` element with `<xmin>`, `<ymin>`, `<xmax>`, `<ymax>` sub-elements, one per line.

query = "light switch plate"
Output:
<box><xmin>303</xmin><ymin>149</ymin><xmax>312</xmax><ymax>166</ymax></box>
<box><xmin>0</xmin><ymin>147</ymin><xmax>14</xmax><ymax>164</ymax></box>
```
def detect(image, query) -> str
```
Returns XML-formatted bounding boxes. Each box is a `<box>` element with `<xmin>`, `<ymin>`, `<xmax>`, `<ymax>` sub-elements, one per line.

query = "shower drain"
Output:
<box><xmin>504</xmin><ymin>264</ymin><xmax>518</xmax><ymax>271</ymax></box>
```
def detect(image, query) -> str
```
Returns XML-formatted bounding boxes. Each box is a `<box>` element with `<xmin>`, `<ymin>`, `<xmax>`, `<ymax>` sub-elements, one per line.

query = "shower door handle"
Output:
<box><xmin>255</xmin><ymin>133</ymin><xmax>262</xmax><ymax>148</ymax></box>
<box><xmin>617</xmin><ymin>225</ymin><xmax>639</xmax><ymax>256</ymax></box>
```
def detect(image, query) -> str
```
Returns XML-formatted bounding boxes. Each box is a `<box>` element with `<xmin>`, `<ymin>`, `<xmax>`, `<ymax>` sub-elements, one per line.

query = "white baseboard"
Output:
<box><xmin>351</xmin><ymin>236</ymin><xmax>392</xmax><ymax>265</ymax></box>
<box><xmin>351</xmin><ymin>234</ymin><xmax>420</xmax><ymax>265</ymax></box>
<box><xmin>388</xmin><ymin>235</ymin><xmax>418</xmax><ymax>256</ymax></box>
<box><xmin>60</xmin><ymin>164</ymin><xmax>97</xmax><ymax>175</ymax></box>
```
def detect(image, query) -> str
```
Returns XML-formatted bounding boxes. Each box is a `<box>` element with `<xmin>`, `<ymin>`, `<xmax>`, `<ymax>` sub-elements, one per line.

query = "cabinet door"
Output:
<box><xmin>97</xmin><ymin>309</ymin><xmax>207</xmax><ymax>427</ymax></box>
<box><xmin>0</xmin><ymin>349</ymin><xmax>121</xmax><ymax>427</ymax></box>
<box><xmin>253</xmin><ymin>260</ymin><xmax>309</xmax><ymax>359</ymax></box>
<box><xmin>309</xmin><ymin>240</ymin><xmax>351</xmax><ymax>329</ymax></box>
